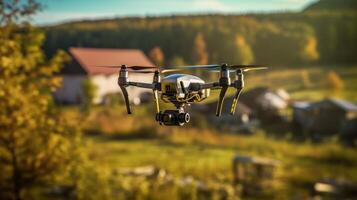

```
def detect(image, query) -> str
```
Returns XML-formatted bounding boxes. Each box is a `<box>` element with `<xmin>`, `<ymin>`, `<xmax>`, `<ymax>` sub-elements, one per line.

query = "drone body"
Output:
<box><xmin>161</xmin><ymin>74</ymin><xmax>210</xmax><ymax>105</ymax></box>
<box><xmin>102</xmin><ymin>63</ymin><xmax>267</xmax><ymax>126</ymax></box>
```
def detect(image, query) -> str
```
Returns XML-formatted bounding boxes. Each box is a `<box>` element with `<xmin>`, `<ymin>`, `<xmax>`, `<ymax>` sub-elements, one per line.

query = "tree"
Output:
<box><xmin>300</xmin><ymin>36</ymin><xmax>319</xmax><ymax>63</ymax></box>
<box><xmin>235</xmin><ymin>35</ymin><xmax>254</xmax><ymax>64</ymax></box>
<box><xmin>326</xmin><ymin>70</ymin><xmax>344</xmax><ymax>92</ymax></box>
<box><xmin>192</xmin><ymin>32</ymin><xmax>208</xmax><ymax>65</ymax></box>
<box><xmin>149</xmin><ymin>46</ymin><xmax>164</xmax><ymax>66</ymax></box>
<box><xmin>169</xmin><ymin>56</ymin><xmax>186</xmax><ymax>67</ymax></box>
<box><xmin>0</xmin><ymin>1</ymin><xmax>75</xmax><ymax>199</ymax></box>
<box><xmin>81</xmin><ymin>78</ymin><xmax>98</xmax><ymax>112</ymax></box>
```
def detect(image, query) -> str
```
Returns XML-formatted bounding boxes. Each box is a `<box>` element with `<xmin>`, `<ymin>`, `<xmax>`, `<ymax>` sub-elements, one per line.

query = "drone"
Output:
<box><xmin>101</xmin><ymin>63</ymin><xmax>267</xmax><ymax>126</ymax></box>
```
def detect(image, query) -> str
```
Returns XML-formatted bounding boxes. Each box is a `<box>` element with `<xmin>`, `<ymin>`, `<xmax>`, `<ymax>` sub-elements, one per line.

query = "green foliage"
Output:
<box><xmin>300</xmin><ymin>70</ymin><xmax>312</xmax><ymax>89</ymax></box>
<box><xmin>253</xmin><ymin>22</ymin><xmax>319</xmax><ymax>65</ymax></box>
<box><xmin>235</xmin><ymin>34</ymin><xmax>254</xmax><ymax>64</ymax></box>
<box><xmin>43</xmin><ymin>12</ymin><xmax>357</xmax><ymax>66</ymax></box>
<box><xmin>192</xmin><ymin>32</ymin><xmax>208</xmax><ymax>65</ymax></box>
<box><xmin>81</xmin><ymin>78</ymin><xmax>97</xmax><ymax>112</ymax></box>
<box><xmin>169</xmin><ymin>56</ymin><xmax>186</xmax><ymax>66</ymax></box>
<box><xmin>304</xmin><ymin>0</ymin><xmax>357</xmax><ymax>12</ymax></box>
<box><xmin>0</xmin><ymin>7</ymin><xmax>77</xmax><ymax>200</ymax></box>
<box><xmin>325</xmin><ymin>70</ymin><xmax>344</xmax><ymax>92</ymax></box>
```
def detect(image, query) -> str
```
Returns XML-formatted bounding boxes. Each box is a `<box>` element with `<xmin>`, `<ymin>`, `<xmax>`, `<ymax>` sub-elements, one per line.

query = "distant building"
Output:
<box><xmin>232</xmin><ymin>155</ymin><xmax>280</xmax><ymax>196</ymax></box>
<box><xmin>191</xmin><ymin>96</ymin><xmax>255</xmax><ymax>132</ymax></box>
<box><xmin>239</xmin><ymin>87</ymin><xmax>290</xmax><ymax>123</ymax></box>
<box><xmin>292</xmin><ymin>98</ymin><xmax>357</xmax><ymax>136</ymax></box>
<box><xmin>54</xmin><ymin>47</ymin><xmax>154</xmax><ymax>104</ymax></box>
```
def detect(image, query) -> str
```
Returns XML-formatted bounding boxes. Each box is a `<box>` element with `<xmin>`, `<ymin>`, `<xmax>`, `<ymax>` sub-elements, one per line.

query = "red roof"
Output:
<box><xmin>69</xmin><ymin>47</ymin><xmax>154</xmax><ymax>75</ymax></box>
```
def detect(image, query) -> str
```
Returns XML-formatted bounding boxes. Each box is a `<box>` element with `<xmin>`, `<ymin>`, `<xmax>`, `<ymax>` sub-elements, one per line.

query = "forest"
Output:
<box><xmin>43</xmin><ymin>8</ymin><xmax>357</xmax><ymax>67</ymax></box>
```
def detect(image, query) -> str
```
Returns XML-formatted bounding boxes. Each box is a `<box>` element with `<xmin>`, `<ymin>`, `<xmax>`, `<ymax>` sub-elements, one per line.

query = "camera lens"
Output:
<box><xmin>178</xmin><ymin>113</ymin><xmax>190</xmax><ymax>123</ymax></box>
<box><xmin>156</xmin><ymin>110</ymin><xmax>190</xmax><ymax>126</ymax></box>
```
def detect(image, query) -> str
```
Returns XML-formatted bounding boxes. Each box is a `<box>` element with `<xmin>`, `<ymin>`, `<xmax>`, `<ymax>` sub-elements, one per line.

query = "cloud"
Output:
<box><xmin>191</xmin><ymin>0</ymin><xmax>233</xmax><ymax>12</ymax></box>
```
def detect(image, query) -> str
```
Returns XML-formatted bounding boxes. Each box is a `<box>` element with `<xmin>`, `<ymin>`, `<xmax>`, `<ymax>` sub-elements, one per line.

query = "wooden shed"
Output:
<box><xmin>292</xmin><ymin>98</ymin><xmax>357</xmax><ymax>135</ymax></box>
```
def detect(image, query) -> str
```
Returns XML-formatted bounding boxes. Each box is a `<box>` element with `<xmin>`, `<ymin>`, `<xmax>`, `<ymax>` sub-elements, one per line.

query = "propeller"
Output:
<box><xmin>97</xmin><ymin>65</ymin><xmax>180</xmax><ymax>74</ymax></box>
<box><xmin>241</xmin><ymin>66</ymin><xmax>268</xmax><ymax>72</ymax></box>
<box><xmin>173</xmin><ymin>64</ymin><xmax>220</xmax><ymax>69</ymax></box>
<box><xmin>229</xmin><ymin>64</ymin><xmax>265</xmax><ymax>69</ymax></box>
<box><xmin>210</xmin><ymin>67</ymin><xmax>267</xmax><ymax>72</ymax></box>
<box><xmin>126</xmin><ymin>69</ymin><xmax>182</xmax><ymax>74</ymax></box>
<box><xmin>178</xmin><ymin>64</ymin><xmax>267</xmax><ymax>71</ymax></box>
<box><xmin>97</xmin><ymin>65</ymin><xmax>158</xmax><ymax>70</ymax></box>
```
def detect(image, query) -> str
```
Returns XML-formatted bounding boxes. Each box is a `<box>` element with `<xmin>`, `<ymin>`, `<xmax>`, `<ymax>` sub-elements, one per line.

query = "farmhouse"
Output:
<box><xmin>292</xmin><ymin>98</ymin><xmax>357</xmax><ymax>135</ymax></box>
<box><xmin>239</xmin><ymin>87</ymin><xmax>290</xmax><ymax>123</ymax></box>
<box><xmin>54</xmin><ymin>47</ymin><xmax>154</xmax><ymax>104</ymax></box>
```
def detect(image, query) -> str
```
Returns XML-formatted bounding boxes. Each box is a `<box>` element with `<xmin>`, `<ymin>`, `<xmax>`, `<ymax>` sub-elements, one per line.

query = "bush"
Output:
<box><xmin>81</xmin><ymin>79</ymin><xmax>98</xmax><ymax>112</ymax></box>
<box><xmin>325</xmin><ymin>70</ymin><xmax>344</xmax><ymax>92</ymax></box>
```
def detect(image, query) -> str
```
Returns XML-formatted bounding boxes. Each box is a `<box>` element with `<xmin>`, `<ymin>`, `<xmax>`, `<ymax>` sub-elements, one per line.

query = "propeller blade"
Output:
<box><xmin>216</xmin><ymin>86</ymin><xmax>228</xmax><ymax>117</ymax></box>
<box><xmin>130</xmin><ymin>65</ymin><xmax>158</xmax><ymax>70</ymax></box>
<box><xmin>229</xmin><ymin>64</ymin><xmax>265</xmax><ymax>69</ymax></box>
<box><xmin>127</xmin><ymin>70</ymin><xmax>156</xmax><ymax>74</ymax></box>
<box><xmin>177</xmin><ymin>64</ymin><xmax>220</xmax><ymax>69</ymax></box>
<box><xmin>119</xmin><ymin>85</ymin><xmax>132</xmax><ymax>114</ymax></box>
<box><xmin>209</xmin><ymin>70</ymin><xmax>235</xmax><ymax>73</ymax></box>
<box><xmin>243</xmin><ymin>67</ymin><xmax>268</xmax><ymax>72</ymax></box>
<box><xmin>124</xmin><ymin>68</ymin><xmax>182</xmax><ymax>74</ymax></box>
<box><xmin>209</xmin><ymin>67</ymin><xmax>268</xmax><ymax>73</ymax></box>
<box><xmin>161</xmin><ymin>69</ymin><xmax>182</xmax><ymax>73</ymax></box>
<box><xmin>96</xmin><ymin>65</ymin><xmax>158</xmax><ymax>70</ymax></box>
<box><xmin>230</xmin><ymin>88</ymin><xmax>243</xmax><ymax>115</ymax></box>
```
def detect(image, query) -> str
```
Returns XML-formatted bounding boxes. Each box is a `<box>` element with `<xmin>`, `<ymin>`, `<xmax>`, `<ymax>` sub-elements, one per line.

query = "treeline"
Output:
<box><xmin>43</xmin><ymin>11</ymin><xmax>357</xmax><ymax>67</ymax></box>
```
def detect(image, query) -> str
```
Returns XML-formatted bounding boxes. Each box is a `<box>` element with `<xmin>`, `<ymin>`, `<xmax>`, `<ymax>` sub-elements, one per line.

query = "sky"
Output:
<box><xmin>34</xmin><ymin>0</ymin><xmax>318</xmax><ymax>25</ymax></box>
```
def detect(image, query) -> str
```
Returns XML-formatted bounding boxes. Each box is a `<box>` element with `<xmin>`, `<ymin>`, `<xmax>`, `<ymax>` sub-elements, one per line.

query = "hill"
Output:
<box><xmin>305</xmin><ymin>0</ymin><xmax>357</xmax><ymax>12</ymax></box>
<box><xmin>43</xmin><ymin>12</ymin><xmax>357</xmax><ymax>67</ymax></box>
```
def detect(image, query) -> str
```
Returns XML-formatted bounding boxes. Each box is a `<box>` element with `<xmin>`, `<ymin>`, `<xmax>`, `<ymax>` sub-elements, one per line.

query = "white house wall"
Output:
<box><xmin>90</xmin><ymin>74</ymin><xmax>120</xmax><ymax>104</ymax></box>
<box><xmin>91</xmin><ymin>73</ymin><xmax>153</xmax><ymax>104</ymax></box>
<box><xmin>55</xmin><ymin>73</ymin><xmax>153</xmax><ymax>104</ymax></box>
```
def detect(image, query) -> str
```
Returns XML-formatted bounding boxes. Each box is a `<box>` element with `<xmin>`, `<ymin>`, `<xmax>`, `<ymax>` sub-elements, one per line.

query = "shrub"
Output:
<box><xmin>81</xmin><ymin>78</ymin><xmax>98</xmax><ymax>112</ymax></box>
<box><xmin>325</xmin><ymin>70</ymin><xmax>344</xmax><ymax>92</ymax></box>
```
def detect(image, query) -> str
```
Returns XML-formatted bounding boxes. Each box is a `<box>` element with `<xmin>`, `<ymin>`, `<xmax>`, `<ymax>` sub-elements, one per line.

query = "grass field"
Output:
<box><xmin>80</xmin><ymin>126</ymin><xmax>357</xmax><ymax>198</ymax></box>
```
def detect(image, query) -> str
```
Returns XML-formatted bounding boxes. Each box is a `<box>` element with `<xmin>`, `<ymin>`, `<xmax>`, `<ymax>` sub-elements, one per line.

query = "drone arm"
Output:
<box><xmin>201</xmin><ymin>82</ymin><xmax>221</xmax><ymax>89</ymax></box>
<box><xmin>188</xmin><ymin>82</ymin><xmax>220</xmax><ymax>91</ymax></box>
<box><xmin>128</xmin><ymin>82</ymin><xmax>156</xmax><ymax>89</ymax></box>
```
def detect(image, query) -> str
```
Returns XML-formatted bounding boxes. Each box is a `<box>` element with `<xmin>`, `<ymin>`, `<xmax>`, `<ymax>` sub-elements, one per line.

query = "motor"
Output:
<box><xmin>155</xmin><ymin>109</ymin><xmax>190</xmax><ymax>126</ymax></box>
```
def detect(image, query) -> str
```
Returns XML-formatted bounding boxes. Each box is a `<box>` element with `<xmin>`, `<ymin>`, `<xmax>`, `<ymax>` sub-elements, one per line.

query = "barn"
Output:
<box><xmin>239</xmin><ymin>87</ymin><xmax>290</xmax><ymax>123</ymax></box>
<box><xmin>53</xmin><ymin>47</ymin><xmax>154</xmax><ymax>104</ymax></box>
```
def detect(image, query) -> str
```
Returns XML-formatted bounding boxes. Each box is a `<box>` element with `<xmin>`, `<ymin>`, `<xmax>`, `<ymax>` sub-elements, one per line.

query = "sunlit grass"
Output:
<box><xmin>83</xmin><ymin>128</ymin><xmax>357</xmax><ymax>193</ymax></box>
